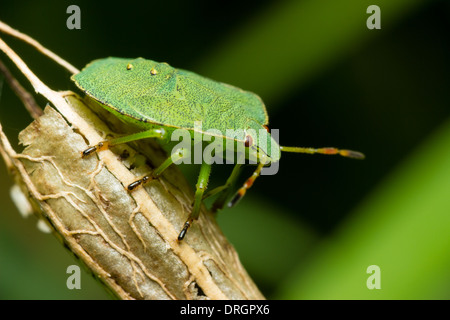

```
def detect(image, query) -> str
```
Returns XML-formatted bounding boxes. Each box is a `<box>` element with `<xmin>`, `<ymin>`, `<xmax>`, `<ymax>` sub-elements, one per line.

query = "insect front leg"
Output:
<box><xmin>81</xmin><ymin>127</ymin><xmax>168</xmax><ymax>157</ymax></box>
<box><xmin>228</xmin><ymin>161</ymin><xmax>265</xmax><ymax>208</ymax></box>
<box><xmin>127</xmin><ymin>147</ymin><xmax>190</xmax><ymax>191</ymax></box>
<box><xmin>178</xmin><ymin>161</ymin><xmax>212</xmax><ymax>241</ymax></box>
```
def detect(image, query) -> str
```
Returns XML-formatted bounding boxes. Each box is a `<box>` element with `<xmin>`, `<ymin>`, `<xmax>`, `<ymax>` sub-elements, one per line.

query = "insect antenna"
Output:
<box><xmin>227</xmin><ymin>146</ymin><xmax>364</xmax><ymax>208</ymax></box>
<box><xmin>279</xmin><ymin>146</ymin><xmax>365</xmax><ymax>159</ymax></box>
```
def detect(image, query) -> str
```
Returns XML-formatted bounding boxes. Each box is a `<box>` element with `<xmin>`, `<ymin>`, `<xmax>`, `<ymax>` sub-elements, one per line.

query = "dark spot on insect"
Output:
<box><xmin>244</xmin><ymin>135</ymin><xmax>253</xmax><ymax>148</ymax></box>
<box><xmin>126</xmin><ymin>63</ymin><xmax>133</xmax><ymax>70</ymax></box>
<box><xmin>150</xmin><ymin>67</ymin><xmax>158</xmax><ymax>75</ymax></box>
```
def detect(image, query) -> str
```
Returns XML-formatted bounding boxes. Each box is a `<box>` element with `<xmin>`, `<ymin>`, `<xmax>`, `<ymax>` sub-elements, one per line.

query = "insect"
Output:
<box><xmin>71</xmin><ymin>57</ymin><xmax>364</xmax><ymax>241</ymax></box>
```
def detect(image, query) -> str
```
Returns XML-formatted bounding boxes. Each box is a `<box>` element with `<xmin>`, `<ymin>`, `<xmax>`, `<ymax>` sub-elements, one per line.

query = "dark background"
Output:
<box><xmin>0</xmin><ymin>0</ymin><xmax>449</xmax><ymax>299</ymax></box>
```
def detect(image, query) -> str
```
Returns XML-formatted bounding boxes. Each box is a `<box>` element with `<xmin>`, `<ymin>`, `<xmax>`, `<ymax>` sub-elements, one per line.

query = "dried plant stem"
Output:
<box><xmin>0</xmin><ymin>20</ymin><xmax>79</xmax><ymax>74</ymax></box>
<box><xmin>0</xmin><ymin>59</ymin><xmax>42</xmax><ymax>119</ymax></box>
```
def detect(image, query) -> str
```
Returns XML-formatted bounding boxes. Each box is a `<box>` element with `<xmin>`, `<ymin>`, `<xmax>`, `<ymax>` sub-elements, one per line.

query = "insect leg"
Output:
<box><xmin>178</xmin><ymin>161</ymin><xmax>212</xmax><ymax>241</ymax></box>
<box><xmin>204</xmin><ymin>163</ymin><xmax>243</xmax><ymax>213</ymax></box>
<box><xmin>127</xmin><ymin>147</ymin><xmax>189</xmax><ymax>191</ymax></box>
<box><xmin>81</xmin><ymin>128</ymin><xmax>168</xmax><ymax>157</ymax></box>
<box><xmin>227</xmin><ymin>162</ymin><xmax>265</xmax><ymax>208</ymax></box>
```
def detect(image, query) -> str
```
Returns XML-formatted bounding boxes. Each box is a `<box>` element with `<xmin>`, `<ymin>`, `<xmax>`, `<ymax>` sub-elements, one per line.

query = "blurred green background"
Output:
<box><xmin>0</xmin><ymin>0</ymin><xmax>449</xmax><ymax>299</ymax></box>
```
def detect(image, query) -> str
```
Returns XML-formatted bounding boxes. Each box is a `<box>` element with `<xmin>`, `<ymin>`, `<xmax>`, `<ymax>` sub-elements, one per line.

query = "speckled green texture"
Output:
<box><xmin>72</xmin><ymin>57</ymin><xmax>267</xmax><ymax>133</ymax></box>
<box><xmin>71</xmin><ymin>57</ymin><xmax>280</xmax><ymax>161</ymax></box>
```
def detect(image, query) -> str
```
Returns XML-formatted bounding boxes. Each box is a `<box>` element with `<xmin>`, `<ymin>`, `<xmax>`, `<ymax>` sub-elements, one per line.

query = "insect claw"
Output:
<box><xmin>339</xmin><ymin>149</ymin><xmax>365</xmax><ymax>160</ymax></box>
<box><xmin>81</xmin><ymin>146</ymin><xmax>98</xmax><ymax>158</ymax></box>
<box><xmin>127</xmin><ymin>176</ymin><xmax>151</xmax><ymax>191</ymax></box>
<box><xmin>127</xmin><ymin>180</ymin><xmax>142</xmax><ymax>191</ymax></box>
<box><xmin>178</xmin><ymin>220</ymin><xmax>191</xmax><ymax>241</ymax></box>
<box><xmin>228</xmin><ymin>189</ymin><xmax>245</xmax><ymax>208</ymax></box>
<box><xmin>81</xmin><ymin>141</ymin><xmax>109</xmax><ymax>158</ymax></box>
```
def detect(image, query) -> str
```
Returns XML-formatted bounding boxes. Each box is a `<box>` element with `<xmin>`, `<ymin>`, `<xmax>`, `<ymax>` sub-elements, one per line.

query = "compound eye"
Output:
<box><xmin>263</xmin><ymin>125</ymin><xmax>269</xmax><ymax>132</ymax></box>
<box><xmin>244</xmin><ymin>135</ymin><xmax>253</xmax><ymax>148</ymax></box>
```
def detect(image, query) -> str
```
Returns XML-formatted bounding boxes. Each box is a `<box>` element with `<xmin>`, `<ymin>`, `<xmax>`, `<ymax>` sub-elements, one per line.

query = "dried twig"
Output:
<box><xmin>0</xmin><ymin>20</ymin><xmax>79</xmax><ymax>74</ymax></box>
<box><xmin>0</xmin><ymin>59</ymin><xmax>42</xmax><ymax>119</ymax></box>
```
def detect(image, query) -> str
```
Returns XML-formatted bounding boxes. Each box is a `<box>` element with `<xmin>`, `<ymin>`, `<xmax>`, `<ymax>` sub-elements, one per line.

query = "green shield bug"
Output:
<box><xmin>71</xmin><ymin>57</ymin><xmax>364</xmax><ymax>241</ymax></box>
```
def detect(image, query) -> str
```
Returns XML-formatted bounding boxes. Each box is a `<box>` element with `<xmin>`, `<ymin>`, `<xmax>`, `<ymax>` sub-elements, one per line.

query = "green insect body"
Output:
<box><xmin>73</xmin><ymin>58</ymin><xmax>279</xmax><ymax>162</ymax></box>
<box><xmin>72</xmin><ymin>57</ymin><xmax>364</xmax><ymax>240</ymax></box>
